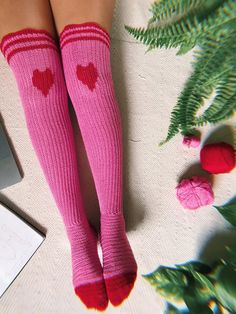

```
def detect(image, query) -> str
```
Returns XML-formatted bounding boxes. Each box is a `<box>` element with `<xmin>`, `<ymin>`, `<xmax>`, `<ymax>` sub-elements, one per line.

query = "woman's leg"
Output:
<box><xmin>50</xmin><ymin>0</ymin><xmax>138</xmax><ymax>306</ymax></box>
<box><xmin>0</xmin><ymin>1</ymin><xmax>108</xmax><ymax>311</ymax></box>
<box><xmin>0</xmin><ymin>0</ymin><xmax>56</xmax><ymax>40</ymax></box>
<box><xmin>49</xmin><ymin>0</ymin><xmax>115</xmax><ymax>33</ymax></box>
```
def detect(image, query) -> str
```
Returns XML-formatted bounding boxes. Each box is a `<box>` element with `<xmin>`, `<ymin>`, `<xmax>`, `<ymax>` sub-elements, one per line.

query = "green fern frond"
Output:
<box><xmin>126</xmin><ymin>0</ymin><xmax>236</xmax><ymax>144</ymax></box>
<box><xmin>148</xmin><ymin>0</ymin><xmax>226</xmax><ymax>29</ymax></box>
<box><xmin>159</xmin><ymin>112</ymin><xmax>180</xmax><ymax>145</ymax></box>
<box><xmin>125</xmin><ymin>17</ymin><xmax>200</xmax><ymax>52</ymax></box>
<box><xmin>161</xmin><ymin>30</ymin><xmax>236</xmax><ymax>141</ymax></box>
<box><xmin>207</xmin><ymin>97</ymin><xmax>236</xmax><ymax>123</ymax></box>
<box><xmin>126</xmin><ymin>0</ymin><xmax>236</xmax><ymax>53</ymax></box>
<box><xmin>187</xmin><ymin>0</ymin><xmax>236</xmax><ymax>32</ymax></box>
<box><xmin>148</xmin><ymin>0</ymin><xmax>206</xmax><ymax>26</ymax></box>
<box><xmin>182</xmin><ymin>33</ymin><xmax>235</xmax><ymax>128</ymax></box>
<box><xmin>196</xmin><ymin>74</ymin><xmax>236</xmax><ymax>125</ymax></box>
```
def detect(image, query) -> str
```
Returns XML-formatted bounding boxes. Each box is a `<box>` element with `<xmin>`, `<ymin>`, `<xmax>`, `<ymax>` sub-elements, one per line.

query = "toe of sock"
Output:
<box><xmin>105</xmin><ymin>272</ymin><xmax>137</xmax><ymax>306</ymax></box>
<box><xmin>75</xmin><ymin>280</ymin><xmax>108</xmax><ymax>311</ymax></box>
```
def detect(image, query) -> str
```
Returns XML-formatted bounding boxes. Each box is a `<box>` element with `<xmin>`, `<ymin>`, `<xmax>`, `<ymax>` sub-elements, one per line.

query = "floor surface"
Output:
<box><xmin>0</xmin><ymin>1</ymin><xmax>236</xmax><ymax>313</ymax></box>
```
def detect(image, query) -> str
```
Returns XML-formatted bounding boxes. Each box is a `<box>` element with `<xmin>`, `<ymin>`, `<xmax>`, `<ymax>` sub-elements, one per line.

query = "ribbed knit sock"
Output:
<box><xmin>60</xmin><ymin>23</ymin><xmax>137</xmax><ymax>306</ymax></box>
<box><xmin>0</xmin><ymin>29</ymin><xmax>108</xmax><ymax>311</ymax></box>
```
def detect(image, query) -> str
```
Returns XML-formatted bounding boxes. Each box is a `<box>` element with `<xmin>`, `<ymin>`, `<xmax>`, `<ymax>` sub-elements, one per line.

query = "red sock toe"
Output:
<box><xmin>105</xmin><ymin>272</ymin><xmax>137</xmax><ymax>306</ymax></box>
<box><xmin>75</xmin><ymin>280</ymin><xmax>108</xmax><ymax>311</ymax></box>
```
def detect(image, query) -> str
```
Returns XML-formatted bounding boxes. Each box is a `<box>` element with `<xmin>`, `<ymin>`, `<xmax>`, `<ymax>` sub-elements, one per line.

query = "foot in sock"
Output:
<box><xmin>100</xmin><ymin>213</ymin><xmax>137</xmax><ymax>306</ymax></box>
<box><xmin>0</xmin><ymin>29</ymin><xmax>108</xmax><ymax>311</ymax></box>
<box><xmin>67</xmin><ymin>220</ymin><xmax>108</xmax><ymax>311</ymax></box>
<box><xmin>60</xmin><ymin>22</ymin><xmax>138</xmax><ymax>306</ymax></box>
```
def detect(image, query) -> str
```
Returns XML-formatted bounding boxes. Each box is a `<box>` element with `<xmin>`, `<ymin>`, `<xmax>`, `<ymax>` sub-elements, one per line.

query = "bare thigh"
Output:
<box><xmin>49</xmin><ymin>0</ymin><xmax>115</xmax><ymax>34</ymax></box>
<box><xmin>0</xmin><ymin>0</ymin><xmax>56</xmax><ymax>41</ymax></box>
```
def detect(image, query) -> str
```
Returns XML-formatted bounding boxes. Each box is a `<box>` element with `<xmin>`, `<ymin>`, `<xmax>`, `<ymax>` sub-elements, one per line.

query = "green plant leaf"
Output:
<box><xmin>148</xmin><ymin>0</ymin><xmax>207</xmax><ymax>26</ymax></box>
<box><xmin>214</xmin><ymin>265</ymin><xmax>236</xmax><ymax>312</ymax></box>
<box><xmin>126</xmin><ymin>0</ymin><xmax>236</xmax><ymax>144</ymax></box>
<box><xmin>175</xmin><ymin>261</ymin><xmax>212</xmax><ymax>274</ymax></box>
<box><xmin>143</xmin><ymin>258</ymin><xmax>236</xmax><ymax>313</ymax></box>
<box><xmin>142</xmin><ymin>266</ymin><xmax>188</xmax><ymax>302</ymax></box>
<box><xmin>223</xmin><ymin>246</ymin><xmax>236</xmax><ymax>267</ymax></box>
<box><xmin>126</xmin><ymin>1</ymin><xmax>236</xmax><ymax>51</ymax></box>
<box><xmin>214</xmin><ymin>203</ymin><xmax>236</xmax><ymax>227</ymax></box>
<box><xmin>177</xmin><ymin>261</ymin><xmax>217</xmax><ymax>303</ymax></box>
<box><xmin>196</xmin><ymin>72</ymin><xmax>236</xmax><ymax>125</ymax></box>
<box><xmin>177</xmin><ymin>41</ymin><xmax>196</xmax><ymax>55</ymax></box>
<box><xmin>208</xmin><ymin>261</ymin><xmax>226</xmax><ymax>281</ymax></box>
<box><xmin>191</xmin><ymin>272</ymin><xmax>217</xmax><ymax>300</ymax></box>
<box><xmin>184</xmin><ymin>292</ymin><xmax>213</xmax><ymax>314</ymax></box>
<box><xmin>165</xmin><ymin>303</ymin><xmax>183</xmax><ymax>314</ymax></box>
<box><xmin>183</xmin><ymin>277</ymin><xmax>215</xmax><ymax>313</ymax></box>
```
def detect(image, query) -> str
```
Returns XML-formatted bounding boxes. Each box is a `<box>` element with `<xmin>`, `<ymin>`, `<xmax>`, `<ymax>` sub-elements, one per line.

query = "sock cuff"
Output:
<box><xmin>59</xmin><ymin>22</ymin><xmax>110</xmax><ymax>50</ymax></box>
<box><xmin>0</xmin><ymin>28</ymin><xmax>57</xmax><ymax>63</ymax></box>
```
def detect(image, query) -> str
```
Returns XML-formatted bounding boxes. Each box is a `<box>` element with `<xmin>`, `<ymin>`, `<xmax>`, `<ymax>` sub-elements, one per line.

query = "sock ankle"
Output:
<box><xmin>60</xmin><ymin>23</ymin><xmax>137</xmax><ymax>305</ymax></box>
<box><xmin>0</xmin><ymin>29</ymin><xmax>108</xmax><ymax>310</ymax></box>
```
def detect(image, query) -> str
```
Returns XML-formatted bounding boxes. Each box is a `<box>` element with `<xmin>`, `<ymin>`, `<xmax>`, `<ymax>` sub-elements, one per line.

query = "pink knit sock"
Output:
<box><xmin>60</xmin><ymin>23</ymin><xmax>137</xmax><ymax>306</ymax></box>
<box><xmin>0</xmin><ymin>29</ymin><xmax>108</xmax><ymax>311</ymax></box>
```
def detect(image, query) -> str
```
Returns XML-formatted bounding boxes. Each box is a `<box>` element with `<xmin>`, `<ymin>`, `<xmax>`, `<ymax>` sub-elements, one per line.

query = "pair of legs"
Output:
<box><xmin>0</xmin><ymin>0</ymin><xmax>115</xmax><ymax>37</ymax></box>
<box><xmin>0</xmin><ymin>0</ymin><xmax>137</xmax><ymax>311</ymax></box>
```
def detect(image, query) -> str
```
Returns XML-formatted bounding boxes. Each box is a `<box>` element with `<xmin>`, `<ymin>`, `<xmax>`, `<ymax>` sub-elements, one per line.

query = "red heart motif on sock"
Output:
<box><xmin>76</xmin><ymin>62</ymin><xmax>98</xmax><ymax>91</ymax></box>
<box><xmin>32</xmin><ymin>68</ymin><xmax>54</xmax><ymax>97</ymax></box>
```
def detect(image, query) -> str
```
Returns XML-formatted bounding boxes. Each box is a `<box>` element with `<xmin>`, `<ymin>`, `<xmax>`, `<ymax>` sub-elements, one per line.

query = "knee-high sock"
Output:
<box><xmin>60</xmin><ymin>23</ymin><xmax>137</xmax><ymax>306</ymax></box>
<box><xmin>0</xmin><ymin>29</ymin><xmax>108</xmax><ymax>311</ymax></box>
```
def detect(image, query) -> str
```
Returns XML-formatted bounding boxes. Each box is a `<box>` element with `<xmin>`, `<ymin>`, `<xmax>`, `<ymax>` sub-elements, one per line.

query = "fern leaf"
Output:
<box><xmin>126</xmin><ymin>0</ymin><xmax>236</xmax><ymax>144</ymax></box>
<box><xmin>162</xmin><ymin>31</ymin><xmax>236</xmax><ymax>141</ymax></box>
<box><xmin>180</xmin><ymin>32</ymin><xmax>236</xmax><ymax>130</ymax></box>
<box><xmin>196</xmin><ymin>73</ymin><xmax>236</xmax><ymax>125</ymax></box>
<box><xmin>148</xmin><ymin>0</ymin><xmax>208</xmax><ymax>26</ymax></box>
<box><xmin>201</xmin><ymin>1</ymin><xmax>236</xmax><ymax>34</ymax></box>
<box><xmin>125</xmin><ymin>17</ymin><xmax>200</xmax><ymax>51</ymax></box>
<box><xmin>126</xmin><ymin>0</ymin><xmax>236</xmax><ymax>53</ymax></box>
<box><xmin>159</xmin><ymin>114</ymin><xmax>179</xmax><ymax>145</ymax></box>
<box><xmin>207</xmin><ymin>96</ymin><xmax>236</xmax><ymax>123</ymax></box>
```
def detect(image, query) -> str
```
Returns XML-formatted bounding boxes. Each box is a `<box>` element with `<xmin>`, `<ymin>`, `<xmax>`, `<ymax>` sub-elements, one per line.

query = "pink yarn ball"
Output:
<box><xmin>182</xmin><ymin>135</ymin><xmax>200</xmax><ymax>148</ymax></box>
<box><xmin>176</xmin><ymin>176</ymin><xmax>214</xmax><ymax>210</ymax></box>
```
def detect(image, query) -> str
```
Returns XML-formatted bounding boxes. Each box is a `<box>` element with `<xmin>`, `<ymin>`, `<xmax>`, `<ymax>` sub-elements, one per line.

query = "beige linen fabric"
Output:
<box><xmin>0</xmin><ymin>1</ymin><xmax>235</xmax><ymax>313</ymax></box>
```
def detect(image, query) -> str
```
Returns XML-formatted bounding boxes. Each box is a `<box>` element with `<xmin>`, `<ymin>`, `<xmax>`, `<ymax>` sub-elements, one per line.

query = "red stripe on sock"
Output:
<box><xmin>6</xmin><ymin>44</ymin><xmax>58</xmax><ymax>63</ymax></box>
<box><xmin>2</xmin><ymin>36</ymin><xmax>55</xmax><ymax>55</ymax></box>
<box><xmin>60</xmin><ymin>22</ymin><xmax>110</xmax><ymax>39</ymax></box>
<box><xmin>60</xmin><ymin>36</ymin><xmax>110</xmax><ymax>50</ymax></box>
<box><xmin>0</xmin><ymin>28</ymin><xmax>53</xmax><ymax>50</ymax></box>
<box><xmin>60</xmin><ymin>28</ymin><xmax>110</xmax><ymax>46</ymax></box>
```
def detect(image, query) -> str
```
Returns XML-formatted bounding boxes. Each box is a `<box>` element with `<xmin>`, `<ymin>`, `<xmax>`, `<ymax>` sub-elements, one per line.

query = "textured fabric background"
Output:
<box><xmin>0</xmin><ymin>1</ymin><xmax>236</xmax><ymax>313</ymax></box>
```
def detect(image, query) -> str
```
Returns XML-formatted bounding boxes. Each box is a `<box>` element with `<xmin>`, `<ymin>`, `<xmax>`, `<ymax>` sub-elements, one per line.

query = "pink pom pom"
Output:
<box><xmin>183</xmin><ymin>135</ymin><xmax>200</xmax><ymax>148</ymax></box>
<box><xmin>176</xmin><ymin>176</ymin><xmax>214</xmax><ymax>210</ymax></box>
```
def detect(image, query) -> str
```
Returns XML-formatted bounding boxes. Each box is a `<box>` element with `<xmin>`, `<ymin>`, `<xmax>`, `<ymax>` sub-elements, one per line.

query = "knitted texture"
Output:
<box><xmin>60</xmin><ymin>23</ymin><xmax>137</xmax><ymax>305</ymax></box>
<box><xmin>200</xmin><ymin>142</ymin><xmax>236</xmax><ymax>174</ymax></box>
<box><xmin>176</xmin><ymin>176</ymin><xmax>214</xmax><ymax>210</ymax></box>
<box><xmin>0</xmin><ymin>29</ymin><xmax>108</xmax><ymax>311</ymax></box>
